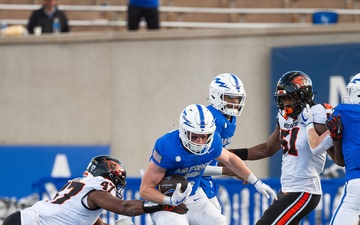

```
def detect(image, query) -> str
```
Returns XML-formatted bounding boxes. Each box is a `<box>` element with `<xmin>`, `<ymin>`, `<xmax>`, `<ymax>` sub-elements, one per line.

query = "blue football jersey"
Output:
<box><xmin>208</xmin><ymin>105</ymin><xmax>237</xmax><ymax>148</ymax></box>
<box><xmin>332</xmin><ymin>104</ymin><xmax>360</xmax><ymax>181</ymax></box>
<box><xmin>199</xmin><ymin>105</ymin><xmax>237</xmax><ymax>198</ymax></box>
<box><xmin>150</xmin><ymin>129</ymin><xmax>223</xmax><ymax>196</ymax></box>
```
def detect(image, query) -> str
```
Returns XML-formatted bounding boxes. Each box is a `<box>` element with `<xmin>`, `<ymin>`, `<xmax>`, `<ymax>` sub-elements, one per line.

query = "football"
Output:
<box><xmin>158</xmin><ymin>174</ymin><xmax>189</xmax><ymax>196</ymax></box>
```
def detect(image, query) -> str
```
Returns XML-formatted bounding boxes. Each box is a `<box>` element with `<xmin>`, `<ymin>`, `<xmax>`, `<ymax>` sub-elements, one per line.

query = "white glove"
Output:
<box><xmin>247</xmin><ymin>174</ymin><xmax>277</xmax><ymax>201</ymax></box>
<box><xmin>300</xmin><ymin>104</ymin><xmax>314</xmax><ymax>129</ymax></box>
<box><xmin>253</xmin><ymin>180</ymin><xmax>278</xmax><ymax>201</ymax></box>
<box><xmin>164</xmin><ymin>183</ymin><xmax>192</xmax><ymax>206</ymax></box>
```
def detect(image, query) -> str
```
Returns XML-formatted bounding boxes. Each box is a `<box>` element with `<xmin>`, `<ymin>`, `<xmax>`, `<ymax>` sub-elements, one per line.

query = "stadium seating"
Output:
<box><xmin>0</xmin><ymin>0</ymin><xmax>359</xmax><ymax>32</ymax></box>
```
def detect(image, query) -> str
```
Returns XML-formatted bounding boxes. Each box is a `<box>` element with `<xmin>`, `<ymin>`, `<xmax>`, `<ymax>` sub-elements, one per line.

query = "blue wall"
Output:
<box><xmin>0</xmin><ymin>145</ymin><xmax>109</xmax><ymax>199</ymax></box>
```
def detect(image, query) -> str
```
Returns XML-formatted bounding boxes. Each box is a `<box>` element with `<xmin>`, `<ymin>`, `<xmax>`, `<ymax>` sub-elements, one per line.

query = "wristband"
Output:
<box><xmin>247</xmin><ymin>173</ymin><xmax>258</xmax><ymax>185</ymax></box>
<box><xmin>142</xmin><ymin>201</ymin><xmax>162</xmax><ymax>213</ymax></box>
<box><xmin>163</xmin><ymin>196</ymin><xmax>171</xmax><ymax>205</ymax></box>
<box><xmin>229</xmin><ymin>148</ymin><xmax>248</xmax><ymax>160</ymax></box>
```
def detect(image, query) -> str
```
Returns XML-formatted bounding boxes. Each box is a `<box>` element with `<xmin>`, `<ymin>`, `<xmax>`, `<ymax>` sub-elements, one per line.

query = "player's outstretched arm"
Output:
<box><xmin>217</xmin><ymin>149</ymin><xmax>277</xmax><ymax>201</ymax></box>
<box><xmin>229</xmin><ymin>124</ymin><xmax>281</xmax><ymax>161</ymax></box>
<box><xmin>88</xmin><ymin>190</ymin><xmax>188</xmax><ymax>217</ymax></box>
<box><xmin>88</xmin><ymin>190</ymin><xmax>146</xmax><ymax>216</ymax></box>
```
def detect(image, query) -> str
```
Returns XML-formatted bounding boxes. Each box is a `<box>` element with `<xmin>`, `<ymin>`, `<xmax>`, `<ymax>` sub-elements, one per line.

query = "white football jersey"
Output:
<box><xmin>278</xmin><ymin>104</ymin><xmax>331</xmax><ymax>194</ymax></box>
<box><xmin>20</xmin><ymin>176</ymin><xmax>117</xmax><ymax>225</ymax></box>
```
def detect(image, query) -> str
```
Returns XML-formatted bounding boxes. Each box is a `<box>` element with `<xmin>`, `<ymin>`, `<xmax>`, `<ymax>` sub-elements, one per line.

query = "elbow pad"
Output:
<box><xmin>311</xmin><ymin>135</ymin><xmax>333</xmax><ymax>155</ymax></box>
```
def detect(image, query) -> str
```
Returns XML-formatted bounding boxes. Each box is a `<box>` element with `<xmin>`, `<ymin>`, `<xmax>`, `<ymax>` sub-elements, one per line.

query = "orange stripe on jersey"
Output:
<box><xmin>275</xmin><ymin>192</ymin><xmax>311</xmax><ymax>225</ymax></box>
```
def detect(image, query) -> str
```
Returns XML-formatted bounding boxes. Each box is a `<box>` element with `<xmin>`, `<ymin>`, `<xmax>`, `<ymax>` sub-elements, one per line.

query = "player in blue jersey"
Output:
<box><xmin>327</xmin><ymin>73</ymin><xmax>360</xmax><ymax>225</ymax></box>
<box><xmin>201</xmin><ymin>73</ymin><xmax>247</xmax><ymax>211</ymax></box>
<box><xmin>140</xmin><ymin>104</ymin><xmax>277</xmax><ymax>225</ymax></box>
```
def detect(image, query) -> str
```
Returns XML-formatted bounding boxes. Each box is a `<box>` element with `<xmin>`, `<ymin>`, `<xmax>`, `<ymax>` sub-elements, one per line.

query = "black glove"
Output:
<box><xmin>161</xmin><ymin>203</ymin><xmax>188</xmax><ymax>214</ymax></box>
<box><xmin>142</xmin><ymin>201</ymin><xmax>188</xmax><ymax>214</ymax></box>
<box><xmin>325</xmin><ymin>114</ymin><xmax>343</xmax><ymax>141</ymax></box>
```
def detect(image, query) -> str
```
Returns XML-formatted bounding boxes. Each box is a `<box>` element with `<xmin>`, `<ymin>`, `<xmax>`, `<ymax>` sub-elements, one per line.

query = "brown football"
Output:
<box><xmin>158</xmin><ymin>174</ymin><xmax>189</xmax><ymax>196</ymax></box>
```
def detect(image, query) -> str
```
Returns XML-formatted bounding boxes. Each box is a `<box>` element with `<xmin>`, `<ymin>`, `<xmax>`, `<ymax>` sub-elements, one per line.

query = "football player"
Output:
<box><xmin>140</xmin><ymin>103</ymin><xmax>277</xmax><ymax>225</ymax></box>
<box><xmin>327</xmin><ymin>73</ymin><xmax>360</xmax><ymax>225</ymax></box>
<box><xmin>2</xmin><ymin>155</ymin><xmax>188</xmax><ymax>225</ymax></box>
<box><xmin>201</xmin><ymin>73</ymin><xmax>247</xmax><ymax>211</ymax></box>
<box><xmin>229</xmin><ymin>71</ymin><xmax>334</xmax><ymax>224</ymax></box>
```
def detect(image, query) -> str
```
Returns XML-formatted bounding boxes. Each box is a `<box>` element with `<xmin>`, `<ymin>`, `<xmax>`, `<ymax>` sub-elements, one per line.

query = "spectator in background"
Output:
<box><xmin>27</xmin><ymin>0</ymin><xmax>70</xmax><ymax>34</ymax></box>
<box><xmin>127</xmin><ymin>0</ymin><xmax>160</xmax><ymax>30</ymax></box>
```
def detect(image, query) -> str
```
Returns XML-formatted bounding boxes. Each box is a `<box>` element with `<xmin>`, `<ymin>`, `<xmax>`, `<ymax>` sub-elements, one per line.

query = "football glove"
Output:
<box><xmin>253</xmin><ymin>180</ymin><xmax>278</xmax><ymax>201</ymax></box>
<box><xmin>161</xmin><ymin>203</ymin><xmax>188</xmax><ymax>214</ymax></box>
<box><xmin>300</xmin><ymin>104</ymin><xmax>314</xmax><ymax>128</ymax></box>
<box><xmin>164</xmin><ymin>183</ymin><xmax>192</xmax><ymax>206</ymax></box>
<box><xmin>325</xmin><ymin>114</ymin><xmax>343</xmax><ymax>141</ymax></box>
<box><xmin>247</xmin><ymin>173</ymin><xmax>277</xmax><ymax>201</ymax></box>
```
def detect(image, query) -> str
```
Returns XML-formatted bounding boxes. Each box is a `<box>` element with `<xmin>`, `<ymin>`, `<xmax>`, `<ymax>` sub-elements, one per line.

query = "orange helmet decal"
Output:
<box><xmin>104</xmin><ymin>160</ymin><xmax>125</xmax><ymax>176</ymax></box>
<box><xmin>292</xmin><ymin>75</ymin><xmax>309</xmax><ymax>88</ymax></box>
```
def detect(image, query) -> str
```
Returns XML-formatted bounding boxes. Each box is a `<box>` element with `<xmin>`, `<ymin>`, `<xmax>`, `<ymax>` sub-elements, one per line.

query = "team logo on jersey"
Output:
<box><xmin>153</xmin><ymin>149</ymin><xmax>162</xmax><ymax>163</ymax></box>
<box><xmin>283</xmin><ymin>121</ymin><xmax>298</xmax><ymax>129</ymax></box>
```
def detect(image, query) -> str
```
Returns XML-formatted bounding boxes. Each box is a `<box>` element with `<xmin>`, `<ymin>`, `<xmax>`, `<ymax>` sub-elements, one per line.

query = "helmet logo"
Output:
<box><xmin>104</xmin><ymin>160</ymin><xmax>125</xmax><ymax>176</ymax></box>
<box><xmin>181</xmin><ymin>114</ymin><xmax>194</xmax><ymax>128</ymax></box>
<box><xmin>292</xmin><ymin>76</ymin><xmax>309</xmax><ymax>88</ymax></box>
<box><xmin>351</xmin><ymin>78</ymin><xmax>360</xmax><ymax>84</ymax></box>
<box><xmin>214</xmin><ymin>77</ymin><xmax>228</xmax><ymax>88</ymax></box>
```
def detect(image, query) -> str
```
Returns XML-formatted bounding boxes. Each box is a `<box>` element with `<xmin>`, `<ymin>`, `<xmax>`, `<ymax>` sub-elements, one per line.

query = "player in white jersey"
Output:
<box><xmin>228</xmin><ymin>71</ymin><xmax>334</xmax><ymax>224</ymax></box>
<box><xmin>140</xmin><ymin>104</ymin><xmax>277</xmax><ymax>225</ymax></box>
<box><xmin>326</xmin><ymin>73</ymin><xmax>360</xmax><ymax>225</ymax></box>
<box><xmin>2</xmin><ymin>155</ymin><xmax>188</xmax><ymax>225</ymax></box>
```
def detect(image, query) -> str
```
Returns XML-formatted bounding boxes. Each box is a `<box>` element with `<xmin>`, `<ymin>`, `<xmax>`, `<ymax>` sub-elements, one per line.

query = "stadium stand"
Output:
<box><xmin>0</xmin><ymin>0</ymin><xmax>360</xmax><ymax>32</ymax></box>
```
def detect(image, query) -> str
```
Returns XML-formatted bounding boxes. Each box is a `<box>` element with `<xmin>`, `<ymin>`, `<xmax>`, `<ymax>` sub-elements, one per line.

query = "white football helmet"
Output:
<box><xmin>208</xmin><ymin>73</ymin><xmax>246</xmax><ymax>116</ymax></box>
<box><xmin>179</xmin><ymin>104</ymin><xmax>216</xmax><ymax>155</ymax></box>
<box><xmin>343</xmin><ymin>73</ymin><xmax>360</xmax><ymax>104</ymax></box>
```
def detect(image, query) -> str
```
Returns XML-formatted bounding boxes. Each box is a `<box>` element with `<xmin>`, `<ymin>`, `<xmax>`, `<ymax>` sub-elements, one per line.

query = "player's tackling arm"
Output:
<box><xmin>229</xmin><ymin>124</ymin><xmax>281</xmax><ymax>161</ymax></box>
<box><xmin>88</xmin><ymin>190</ymin><xmax>147</xmax><ymax>216</ymax></box>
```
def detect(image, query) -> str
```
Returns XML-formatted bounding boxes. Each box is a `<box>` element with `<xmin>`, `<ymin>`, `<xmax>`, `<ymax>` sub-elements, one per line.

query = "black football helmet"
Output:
<box><xmin>274</xmin><ymin>71</ymin><xmax>314</xmax><ymax>119</ymax></box>
<box><xmin>85</xmin><ymin>155</ymin><xmax>127</xmax><ymax>199</ymax></box>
